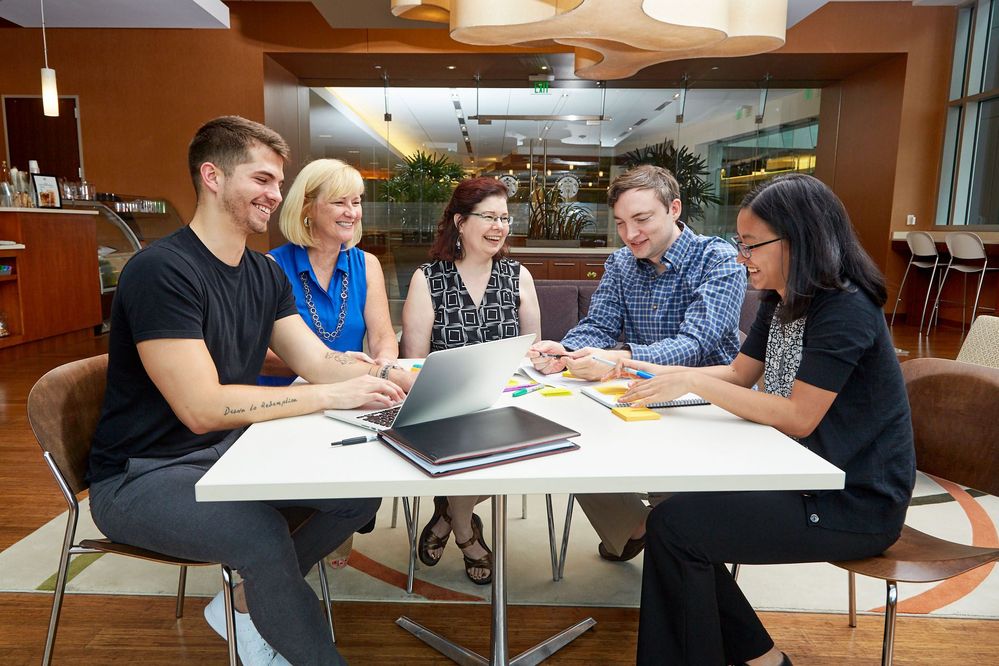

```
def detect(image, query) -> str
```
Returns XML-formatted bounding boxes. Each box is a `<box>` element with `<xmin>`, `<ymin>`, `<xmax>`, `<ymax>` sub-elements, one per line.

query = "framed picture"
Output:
<box><xmin>31</xmin><ymin>174</ymin><xmax>61</xmax><ymax>209</ymax></box>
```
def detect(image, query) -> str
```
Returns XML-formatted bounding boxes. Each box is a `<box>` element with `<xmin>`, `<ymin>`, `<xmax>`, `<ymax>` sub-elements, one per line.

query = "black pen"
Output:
<box><xmin>537</xmin><ymin>352</ymin><xmax>569</xmax><ymax>359</ymax></box>
<box><xmin>330</xmin><ymin>434</ymin><xmax>379</xmax><ymax>447</ymax></box>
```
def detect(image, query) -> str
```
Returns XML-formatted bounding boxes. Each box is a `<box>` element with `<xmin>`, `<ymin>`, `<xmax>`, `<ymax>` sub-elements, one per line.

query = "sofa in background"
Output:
<box><xmin>533</xmin><ymin>278</ymin><xmax>763</xmax><ymax>344</ymax></box>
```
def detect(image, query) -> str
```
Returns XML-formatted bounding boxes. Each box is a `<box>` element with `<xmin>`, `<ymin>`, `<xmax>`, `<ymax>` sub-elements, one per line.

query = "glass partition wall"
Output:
<box><xmin>308</xmin><ymin>84</ymin><xmax>820</xmax><ymax>312</ymax></box>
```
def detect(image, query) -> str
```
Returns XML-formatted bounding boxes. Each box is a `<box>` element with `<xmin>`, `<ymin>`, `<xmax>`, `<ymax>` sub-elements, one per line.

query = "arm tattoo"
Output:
<box><xmin>324</xmin><ymin>350</ymin><xmax>356</xmax><ymax>366</ymax></box>
<box><xmin>223</xmin><ymin>397</ymin><xmax>298</xmax><ymax>416</ymax></box>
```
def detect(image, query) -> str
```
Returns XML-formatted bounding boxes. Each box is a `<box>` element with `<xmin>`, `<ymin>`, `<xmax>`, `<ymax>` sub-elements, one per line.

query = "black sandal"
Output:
<box><xmin>418</xmin><ymin>496</ymin><xmax>451</xmax><ymax>567</ymax></box>
<box><xmin>456</xmin><ymin>513</ymin><xmax>493</xmax><ymax>586</ymax></box>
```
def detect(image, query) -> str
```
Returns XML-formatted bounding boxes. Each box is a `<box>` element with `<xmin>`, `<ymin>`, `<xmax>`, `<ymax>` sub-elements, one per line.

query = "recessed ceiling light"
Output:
<box><xmin>540</xmin><ymin>65</ymin><xmax>548</xmax><ymax>71</ymax></box>
<box><xmin>711</xmin><ymin>66</ymin><xmax>719</xmax><ymax>70</ymax></box>
<box><xmin>374</xmin><ymin>65</ymin><xmax>382</xmax><ymax>69</ymax></box>
<box><xmin>446</xmin><ymin>65</ymin><xmax>456</xmax><ymax>70</ymax></box>
<box><xmin>673</xmin><ymin>92</ymin><xmax>680</xmax><ymax>99</ymax></box>
<box><xmin>318</xmin><ymin>134</ymin><xmax>332</xmax><ymax>138</ymax></box>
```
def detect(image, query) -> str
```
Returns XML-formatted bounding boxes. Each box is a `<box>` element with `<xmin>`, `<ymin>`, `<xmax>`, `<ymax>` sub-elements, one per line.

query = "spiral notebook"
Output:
<box><xmin>581</xmin><ymin>382</ymin><xmax>709</xmax><ymax>409</ymax></box>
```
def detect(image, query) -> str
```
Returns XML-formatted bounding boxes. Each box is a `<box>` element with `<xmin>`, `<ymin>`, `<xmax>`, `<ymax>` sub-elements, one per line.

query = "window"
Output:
<box><xmin>938</xmin><ymin>0</ymin><xmax>999</xmax><ymax>226</ymax></box>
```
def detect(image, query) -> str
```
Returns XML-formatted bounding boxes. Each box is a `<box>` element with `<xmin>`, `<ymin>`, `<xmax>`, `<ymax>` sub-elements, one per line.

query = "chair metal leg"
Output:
<box><xmin>890</xmin><ymin>260</ymin><xmax>914</xmax><ymax>327</ymax></box>
<box><xmin>848</xmin><ymin>571</ymin><xmax>857</xmax><ymax>627</ymax></box>
<box><xmin>969</xmin><ymin>264</ymin><xmax>987</xmax><ymax>332</ymax></box>
<box><xmin>221</xmin><ymin>565</ymin><xmax>239</xmax><ymax>666</ymax></box>
<box><xmin>42</xmin><ymin>501</ymin><xmax>78</xmax><ymax>665</ymax></box>
<box><xmin>918</xmin><ymin>263</ymin><xmax>939</xmax><ymax>333</ymax></box>
<box><xmin>928</xmin><ymin>263</ymin><xmax>953</xmax><ymax>333</ymax></box>
<box><xmin>176</xmin><ymin>565</ymin><xmax>188</xmax><ymax>618</ymax></box>
<box><xmin>881</xmin><ymin>581</ymin><xmax>898</xmax><ymax>666</ymax></box>
<box><xmin>391</xmin><ymin>496</ymin><xmax>399</xmax><ymax>528</ymax></box>
<box><xmin>316</xmin><ymin>560</ymin><xmax>336</xmax><ymax>644</ymax></box>
<box><xmin>522</xmin><ymin>494</ymin><xmax>528</xmax><ymax>520</ymax></box>
<box><xmin>405</xmin><ymin>496</ymin><xmax>420</xmax><ymax>594</ymax></box>
<box><xmin>545</xmin><ymin>494</ymin><xmax>559</xmax><ymax>581</ymax></box>
<box><xmin>557</xmin><ymin>494</ymin><xmax>575</xmax><ymax>581</ymax></box>
<box><xmin>730</xmin><ymin>563</ymin><xmax>741</xmax><ymax>581</ymax></box>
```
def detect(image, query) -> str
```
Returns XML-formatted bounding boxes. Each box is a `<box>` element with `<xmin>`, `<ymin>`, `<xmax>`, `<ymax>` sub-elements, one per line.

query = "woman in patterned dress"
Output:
<box><xmin>261</xmin><ymin>158</ymin><xmax>399</xmax><ymax>567</ymax></box>
<box><xmin>608</xmin><ymin>174</ymin><xmax>915</xmax><ymax>666</ymax></box>
<box><xmin>401</xmin><ymin>177</ymin><xmax>541</xmax><ymax>584</ymax></box>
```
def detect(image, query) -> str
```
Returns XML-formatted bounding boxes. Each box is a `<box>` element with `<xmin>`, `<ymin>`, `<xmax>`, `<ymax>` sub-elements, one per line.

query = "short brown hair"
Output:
<box><xmin>607</xmin><ymin>164</ymin><xmax>681</xmax><ymax>210</ymax></box>
<box><xmin>188</xmin><ymin>116</ymin><xmax>290</xmax><ymax>197</ymax></box>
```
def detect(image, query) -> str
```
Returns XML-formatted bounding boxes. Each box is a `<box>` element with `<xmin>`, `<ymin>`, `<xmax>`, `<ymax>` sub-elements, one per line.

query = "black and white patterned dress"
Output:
<box><xmin>421</xmin><ymin>258</ymin><xmax>521</xmax><ymax>351</ymax></box>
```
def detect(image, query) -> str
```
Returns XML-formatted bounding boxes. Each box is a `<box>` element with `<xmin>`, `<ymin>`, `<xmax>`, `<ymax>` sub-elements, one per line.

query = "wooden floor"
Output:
<box><xmin>1</xmin><ymin>322</ymin><xmax>994</xmax><ymax>665</ymax></box>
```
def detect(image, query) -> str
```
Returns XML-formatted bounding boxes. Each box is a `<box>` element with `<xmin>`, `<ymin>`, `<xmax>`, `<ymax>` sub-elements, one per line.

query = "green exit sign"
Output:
<box><xmin>533</xmin><ymin>81</ymin><xmax>550</xmax><ymax>94</ymax></box>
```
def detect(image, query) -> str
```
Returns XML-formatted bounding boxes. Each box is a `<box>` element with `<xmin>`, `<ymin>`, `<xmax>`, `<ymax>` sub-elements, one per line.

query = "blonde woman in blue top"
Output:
<box><xmin>261</xmin><ymin>158</ymin><xmax>399</xmax><ymax>567</ymax></box>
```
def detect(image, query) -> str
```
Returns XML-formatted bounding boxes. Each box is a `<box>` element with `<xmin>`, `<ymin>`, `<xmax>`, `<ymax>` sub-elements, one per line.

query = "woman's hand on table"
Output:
<box><xmin>618</xmin><ymin>360</ymin><xmax>696</xmax><ymax>406</ymax></box>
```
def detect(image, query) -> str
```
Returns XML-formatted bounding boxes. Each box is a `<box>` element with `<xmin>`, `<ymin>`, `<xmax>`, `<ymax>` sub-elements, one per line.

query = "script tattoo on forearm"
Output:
<box><xmin>223</xmin><ymin>397</ymin><xmax>298</xmax><ymax>416</ymax></box>
<box><xmin>324</xmin><ymin>350</ymin><xmax>356</xmax><ymax>366</ymax></box>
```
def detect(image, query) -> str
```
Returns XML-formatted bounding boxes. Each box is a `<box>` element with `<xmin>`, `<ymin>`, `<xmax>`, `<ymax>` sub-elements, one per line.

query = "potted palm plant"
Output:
<box><xmin>622</xmin><ymin>138</ymin><xmax>721</xmax><ymax>227</ymax></box>
<box><xmin>526</xmin><ymin>185</ymin><xmax>594</xmax><ymax>246</ymax></box>
<box><xmin>385</xmin><ymin>151</ymin><xmax>465</xmax><ymax>242</ymax></box>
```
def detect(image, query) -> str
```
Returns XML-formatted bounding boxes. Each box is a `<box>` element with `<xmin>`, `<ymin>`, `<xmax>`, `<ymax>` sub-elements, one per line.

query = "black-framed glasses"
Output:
<box><xmin>468</xmin><ymin>212</ymin><xmax>513</xmax><ymax>226</ymax></box>
<box><xmin>730</xmin><ymin>236</ymin><xmax>783</xmax><ymax>258</ymax></box>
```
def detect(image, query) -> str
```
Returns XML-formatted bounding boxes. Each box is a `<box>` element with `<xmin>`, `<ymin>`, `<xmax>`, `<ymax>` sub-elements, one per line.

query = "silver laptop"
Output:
<box><xmin>324</xmin><ymin>334</ymin><xmax>536</xmax><ymax>432</ymax></box>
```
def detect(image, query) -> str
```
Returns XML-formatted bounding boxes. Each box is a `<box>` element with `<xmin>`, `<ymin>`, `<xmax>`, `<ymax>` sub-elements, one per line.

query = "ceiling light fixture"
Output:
<box><xmin>391</xmin><ymin>0</ymin><xmax>787</xmax><ymax>80</ymax></box>
<box><xmin>39</xmin><ymin>0</ymin><xmax>58</xmax><ymax>117</ymax></box>
<box><xmin>446</xmin><ymin>65</ymin><xmax>456</xmax><ymax>70</ymax></box>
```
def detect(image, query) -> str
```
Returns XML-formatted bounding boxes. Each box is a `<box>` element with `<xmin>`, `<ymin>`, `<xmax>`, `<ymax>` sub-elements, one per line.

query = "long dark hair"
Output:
<box><xmin>430</xmin><ymin>177</ymin><xmax>511</xmax><ymax>261</ymax></box>
<box><xmin>741</xmin><ymin>174</ymin><xmax>886</xmax><ymax>322</ymax></box>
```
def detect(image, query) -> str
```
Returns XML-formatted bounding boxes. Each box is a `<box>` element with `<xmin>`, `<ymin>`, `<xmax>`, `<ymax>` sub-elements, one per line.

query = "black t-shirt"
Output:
<box><xmin>88</xmin><ymin>226</ymin><xmax>298</xmax><ymax>483</ymax></box>
<box><xmin>741</xmin><ymin>287</ymin><xmax>915</xmax><ymax>534</ymax></box>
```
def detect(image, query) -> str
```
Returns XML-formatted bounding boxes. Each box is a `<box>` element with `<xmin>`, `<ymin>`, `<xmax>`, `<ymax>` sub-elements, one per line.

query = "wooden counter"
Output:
<box><xmin>507</xmin><ymin>246</ymin><xmax>617</xmax><ymax>281</ymax></box>
<box><xmin>0</xmin><ymin>208</ymin><xmax>102</xmax><ymax>351</ymax></box>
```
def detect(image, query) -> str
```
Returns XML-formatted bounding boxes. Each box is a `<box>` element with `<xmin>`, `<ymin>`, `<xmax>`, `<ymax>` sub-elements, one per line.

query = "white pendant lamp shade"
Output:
<box><xmin>391</xmin><ymin>0</ymin><xmax>788</xmax><ymax>80</ymax></box>
<box><xmin>41</xmin><ymin>67</ymin><xmax>58</xmax><ymax>117</ymax></box>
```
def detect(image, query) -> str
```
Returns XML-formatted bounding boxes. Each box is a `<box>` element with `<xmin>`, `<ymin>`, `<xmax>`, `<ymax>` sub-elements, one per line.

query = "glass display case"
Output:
<box><xmin>64</xmin><ymin>195</ymin><xmax>184</xmax><ymax>321</ymax></box>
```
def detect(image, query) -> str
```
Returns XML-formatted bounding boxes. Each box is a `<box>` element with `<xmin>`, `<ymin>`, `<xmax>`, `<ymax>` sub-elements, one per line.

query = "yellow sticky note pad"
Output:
<box><xmin>561</xmin><ymin>370</ymin><xmax>576</xmax><ymax>378</ymax></box>
<box><xmin>611</xmin><ymin>406</ymin><xmax>661</xmax><ymax>421</ymax></box>
<box><xmin>540</xmin><ymin>386</ymin><xmax>572</xmax><ymax>397</ymax></box>
<box><xmin>595</xmin><ymin>385</ymin><xmax>628</xmax><ymax>397</ymax></box>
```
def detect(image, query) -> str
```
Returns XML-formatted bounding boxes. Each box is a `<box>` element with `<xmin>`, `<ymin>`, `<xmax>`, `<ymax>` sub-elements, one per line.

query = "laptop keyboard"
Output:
<box><xmin>357</xmin><ymin>405</ymin><xmax>401</xmax><ymax>427</ymax></box>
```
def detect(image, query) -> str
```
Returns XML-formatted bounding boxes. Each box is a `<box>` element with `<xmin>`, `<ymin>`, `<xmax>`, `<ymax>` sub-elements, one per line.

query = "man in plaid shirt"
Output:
<box><xmin>529</xmin><ymin>164</ymin><xmax>746</xmax><ymax>562</ymax></box>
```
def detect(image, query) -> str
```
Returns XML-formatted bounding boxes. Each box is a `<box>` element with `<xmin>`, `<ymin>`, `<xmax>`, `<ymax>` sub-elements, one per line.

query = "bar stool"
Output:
<box><xmin>929</xmin><ymin>231</ymin><xmax>999</xmax><ymax>334</ymax></box>
<box><xmin>890</xmin><ymin>231</ymin><xmax>941</xmax><ymax>333</ymax></box>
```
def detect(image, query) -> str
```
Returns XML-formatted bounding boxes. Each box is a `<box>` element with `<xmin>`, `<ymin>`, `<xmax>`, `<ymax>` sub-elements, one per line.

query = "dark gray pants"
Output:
<box><xmin>89</xmin><ymin>430</ymin><xmax>379</xmax><ymax>666</ymax></box>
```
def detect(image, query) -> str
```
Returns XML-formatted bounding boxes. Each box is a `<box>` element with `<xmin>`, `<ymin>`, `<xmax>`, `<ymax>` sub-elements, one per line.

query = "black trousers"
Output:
<box><xmin>637</xmin><ymin>491</ymin><xmax>899</xmax><ymax>666</ymax></box>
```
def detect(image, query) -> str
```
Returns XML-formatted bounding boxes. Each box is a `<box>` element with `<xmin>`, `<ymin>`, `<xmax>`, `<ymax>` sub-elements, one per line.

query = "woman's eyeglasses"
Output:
<box><xmin>729</xmin><ymin>236</ymin><xmax>783</xmax><ymax>258</ymax></box>
<box><xmin>468</xmin><ymin>212</ymin><xmax>513</xmax><ymax>226</ymax></box>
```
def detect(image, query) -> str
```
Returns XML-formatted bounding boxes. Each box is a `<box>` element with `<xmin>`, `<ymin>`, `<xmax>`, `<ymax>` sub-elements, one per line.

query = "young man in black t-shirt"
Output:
<box><xmin>88</xmin><ymin>116</ymin><xmax>414</xmax><ymax>666</ymax></box>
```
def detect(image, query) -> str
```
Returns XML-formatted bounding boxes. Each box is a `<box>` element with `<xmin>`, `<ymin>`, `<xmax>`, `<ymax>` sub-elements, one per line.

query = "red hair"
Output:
<box><xmin>430</xmin><ymin>177</ymin><xmax>511</xmax><ymax>261</ymax></box>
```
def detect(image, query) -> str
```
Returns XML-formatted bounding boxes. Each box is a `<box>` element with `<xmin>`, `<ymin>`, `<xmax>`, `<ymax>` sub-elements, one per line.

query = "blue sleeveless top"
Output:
<box><xmin>259</xmin><ymin>242</ymin><xmax>368</xmax><ymax>386</ymax></box>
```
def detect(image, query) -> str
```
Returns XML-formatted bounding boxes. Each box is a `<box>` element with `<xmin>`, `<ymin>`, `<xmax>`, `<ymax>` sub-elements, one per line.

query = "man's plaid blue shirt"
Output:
<box><xmin>561</xmin><ymin>223</ymin><xmax>746</xmax><ymax>367</ymax></box>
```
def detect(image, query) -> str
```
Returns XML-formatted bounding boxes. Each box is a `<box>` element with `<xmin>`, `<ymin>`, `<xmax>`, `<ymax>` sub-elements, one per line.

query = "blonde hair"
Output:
<box><xmin>279</xmin><ymin>159</ymin><xmax>365</xmax><ymax>248</ymax></box>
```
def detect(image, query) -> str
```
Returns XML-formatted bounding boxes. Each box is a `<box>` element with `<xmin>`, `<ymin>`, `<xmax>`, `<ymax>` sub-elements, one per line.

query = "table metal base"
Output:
<box><xmin>396</xmin><ymin>495</ymin><xmax>596</xmax><ymax>665</ymax></box>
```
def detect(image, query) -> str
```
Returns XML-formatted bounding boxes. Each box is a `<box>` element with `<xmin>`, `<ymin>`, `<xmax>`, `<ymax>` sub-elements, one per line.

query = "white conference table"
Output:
<box><xmin>196</xmin><ymin>388</ymin><xmax>844</xmax><ymax>665</ymax></box>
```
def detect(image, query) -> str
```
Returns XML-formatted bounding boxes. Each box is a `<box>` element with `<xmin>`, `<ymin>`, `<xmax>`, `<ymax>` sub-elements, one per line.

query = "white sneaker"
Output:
<box><xmin>203</xmin><ymin>590</ymin><xmax>278</xmax><ymax>666</ymax></box>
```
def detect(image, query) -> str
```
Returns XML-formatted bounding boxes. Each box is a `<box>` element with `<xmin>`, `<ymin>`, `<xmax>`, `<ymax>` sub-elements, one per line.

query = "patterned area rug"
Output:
<box><xmin>2</xmin><ymin>472</ymin><xmax>996</xmax><ymax>619</ymax></box>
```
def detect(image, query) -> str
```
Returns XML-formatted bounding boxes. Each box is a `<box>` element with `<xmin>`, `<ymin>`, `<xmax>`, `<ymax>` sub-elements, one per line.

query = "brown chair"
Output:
<box><xmin>831</xmin><ymin>358</ymin><xmax>999</xmax><ymax>666</ymax></box>
<box><xmin>28</xmin><ymin>354</ymin><xmax>336</xmax><ymax>665</ymax></box>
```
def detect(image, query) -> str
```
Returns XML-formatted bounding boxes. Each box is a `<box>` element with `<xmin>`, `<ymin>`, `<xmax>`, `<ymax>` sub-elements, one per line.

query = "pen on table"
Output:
<box><xmin>512</xmin><ymin>384</ymin><xmax>546</xmax><ymax>397</ymax></box>
<box><xmin>591</xmin><ymin>355</ymin><xmax>655</xmax><ymax>379</ymax></box>
<box><xmin>536</xmin><ymin>352</ymin><xmax>569</xmax><ymax>359</ymax></box>
<box><xmin>330</xmin><ymin>434</ymin><xmax>379</xmax><ymax>447</ymax></box>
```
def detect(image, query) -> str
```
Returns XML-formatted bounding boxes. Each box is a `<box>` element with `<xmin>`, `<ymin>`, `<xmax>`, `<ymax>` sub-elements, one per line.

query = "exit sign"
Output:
<box><xmin>533</xmin><ymin>81</ymin><xmax>550</xmax><ymax>94</ymax></box>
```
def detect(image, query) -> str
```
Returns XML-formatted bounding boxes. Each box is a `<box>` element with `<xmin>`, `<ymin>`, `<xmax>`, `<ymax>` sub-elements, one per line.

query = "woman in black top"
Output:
<box><xmin>612</xmin><ymin>174</ymin><xmax>915</xmax><ymax>666</ymax></box>
<box><xmin>402</xmin><ymin>177</ymin><xmax>541</xmax><ymax>585</ymax></box>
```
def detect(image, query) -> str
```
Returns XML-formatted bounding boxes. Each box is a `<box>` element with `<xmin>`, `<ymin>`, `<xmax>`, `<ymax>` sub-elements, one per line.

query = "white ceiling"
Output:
<box><xmin>314</xmin><ymin>85</ymin><xmax>806</xmax><ymax>171</ymax></box>
<box><xmin>0</xmin><ymin>0</ymin><xmax>229</xmax><ymax>28</ymax></box>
